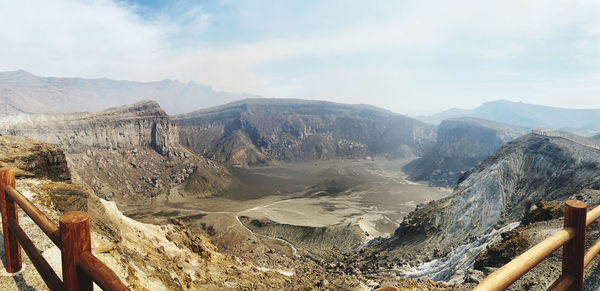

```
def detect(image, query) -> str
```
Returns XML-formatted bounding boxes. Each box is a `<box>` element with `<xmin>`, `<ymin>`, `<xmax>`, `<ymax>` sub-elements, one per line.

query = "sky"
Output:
<box><xmin>1</xmin><ymin>0</ymin><xmax>599</xmax><ymax>115</ymax></box>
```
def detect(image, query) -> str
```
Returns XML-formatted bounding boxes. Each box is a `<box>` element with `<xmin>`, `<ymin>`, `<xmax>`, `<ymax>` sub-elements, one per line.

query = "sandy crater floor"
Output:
<box><xmin>127</xmin><ymin>158</ymin><xmax>450</xmax><ymax>245</ymax></box>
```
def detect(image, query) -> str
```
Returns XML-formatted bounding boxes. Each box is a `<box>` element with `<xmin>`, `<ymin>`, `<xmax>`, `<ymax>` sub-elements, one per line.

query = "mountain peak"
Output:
<box><xmin>423</xmin><ymin>100</ymin><xmax>600</xmax><ymax>136</ymax></box>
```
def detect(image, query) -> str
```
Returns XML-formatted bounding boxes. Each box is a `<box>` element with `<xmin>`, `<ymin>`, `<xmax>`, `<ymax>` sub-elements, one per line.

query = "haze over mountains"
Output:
<box><xmin>174</xmin><ymin>98</ymin><xmax>435</xmax><ymax>166</ymax></box>
<box><xmin>4</xmin><ymin>70</ymin><xmax>600</xmax><ymax>289</ymax></box>
<box><xmin>403</xmin><ymin>117</ymin><xmax>529</xmax><ymax>187</ymax></box>
<box><xmin>419</xmin><ymin>100</ymin><xmax>600</xmax><ymax>136</ymax></box>
<box><xmin>4</xmin><ymin>70</ymin><xmax>599</xmax><ymax>141</ymax></box>
<box><xmin>0</xmin><ymin>70</ymin><xmax>254</xmax><ymax>115</ymax></box>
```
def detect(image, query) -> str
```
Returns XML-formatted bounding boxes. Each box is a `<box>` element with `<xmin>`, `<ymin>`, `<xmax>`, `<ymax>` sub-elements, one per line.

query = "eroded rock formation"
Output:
<box><xmin>0</xmin><ymin>134</ymin><xmax>70</xmax><ymax>181</ymax></box>
<box><xmin>403</xmin><ymin>117</ymin><xmax>528</xmax><ymax>187</ymax></box>
<box><xmin>356</xmin><ymin>132</ymin><xmax>600</xmax><ymax>283</ymax></box>
<box><xmin>0</xmin><ymin>100</ymin><xmax>178</xmax><ymax>155</ymax></box>
<box><xmin>174</xmin><ymin>98</ymin><xmax>436</xmax><ymax>166</ymax></box>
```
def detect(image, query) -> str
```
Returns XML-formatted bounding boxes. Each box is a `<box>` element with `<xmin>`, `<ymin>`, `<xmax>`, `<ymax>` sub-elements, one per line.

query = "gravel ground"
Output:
<box><xmin>0</xmin><ymin>181</ymin><xmax>58</xmax><ymax>290</ymax></box>
<box><xmin>584</xmin><ymin>262</ymin><xmax>600</xmax><ymax>291</ymax></box>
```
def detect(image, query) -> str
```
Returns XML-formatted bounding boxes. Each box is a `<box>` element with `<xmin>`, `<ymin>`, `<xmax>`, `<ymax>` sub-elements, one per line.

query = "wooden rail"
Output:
<box><xmin>0</xmin><ymin>168</ymin><xmax>129</xmax><ymax>291</ymax></box>
<box><xmin>474</xmin><ymin>200</ymin><xmax>600</xmax><ymax>291</ymax></box>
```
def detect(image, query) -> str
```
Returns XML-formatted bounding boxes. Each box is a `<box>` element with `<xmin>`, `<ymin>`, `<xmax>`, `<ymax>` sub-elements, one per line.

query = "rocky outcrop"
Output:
<box><xmin>403</xmin><ymin>118</ymin><xmax>528</xmax><ymax>187</ymax></box>
<box><xmin>0</xmin><ymin>134</ymin><xmax>70</xmax><ymax>181</ymax></box>
<box><xmin>174</xmin><ymin>98</ymin><xmax>436</xmax><ymax>166</ymax></box>
<box><xmin>0</xmin><ymin>101</ymin><xmax>233</xmax><ymax>202</ymax></box>
<box><xmin>66</xmin><ymin>146</ymin><xmax>230</xmax><ymax>203</ymax></box>
<box><xmin>0</xmin><ymin>100</ymin><xmax>178</xmax><ymax>155</ymax></box>
<box><xmin>357</xmin><ymin>132</ymin><xmax>600</xmax><ymax>282</ymax></box>
<box><xmin>397</xmin><ymin>133</ymin><xmax>600</xmax><ymax>248</ymax></box>
<box><xmin>473</xmin><ymin>227</ymin><xmax>530</xmax><ymax>271</ymax></box>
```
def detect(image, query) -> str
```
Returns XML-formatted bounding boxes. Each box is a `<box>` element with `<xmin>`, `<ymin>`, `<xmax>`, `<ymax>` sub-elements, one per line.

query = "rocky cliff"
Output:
<box><xmin>403</xmin><ymin>118</ymin><xmax>528</xmax><ymax>187</ymax></box>
<box><xmin>0</xmin><ymin>136</ymin><xmax>360</xmax><ymax>291</ymax></box>
<box><xmin>0</xmin><ymin>100</ymin><xmax>177</xmax><ymax>155</ymax></box>
<box><xmin>0</xmin><ymin>101</ymin><xmax>233</xmax><ymax>202</ymax></box>
<box><xmin>357</xmin><ymin>132</ymin><xmax>600</xmax><ymax>283</ymax></box>
<box><xmin>174</xmin><ymin>98</ymin><xmax>436</xmax><ymax>166</ymax></box>
<box><xmin>0</xmin><ymin>135</ymin><xmax>70</xmax><ymax>181</ymax></box>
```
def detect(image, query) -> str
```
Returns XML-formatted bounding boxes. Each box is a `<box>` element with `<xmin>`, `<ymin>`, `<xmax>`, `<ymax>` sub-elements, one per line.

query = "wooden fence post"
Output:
<box><xmin>563</xmin><ymin>200</ymin><xmax>586</xmax><ymax>291</ymax></box>
<box><xmin>0</xmin><ymin>168</ymin><xmax>21</xmax><ymax>273</ymax></box>
<box><xmin>60</xmin><ymin>211</ymin><xmax>93</xmax><ymax>291</ymax></box>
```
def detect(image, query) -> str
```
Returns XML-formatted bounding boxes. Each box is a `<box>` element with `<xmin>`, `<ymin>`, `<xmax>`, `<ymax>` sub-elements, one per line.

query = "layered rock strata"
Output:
<box><xmin>174</xmin><ymin>98</ymin><xmax>436</xmax><ymax>166</ymax></box>
<box><xmin>357</xmin><ymin>132</ymin><xmax>600</xmax><ymax>283</ymax></box>
<box><xmin>404</xmin><ymin>117</ymin><xmax>528</xmax><ymax>187</ymax></box>
<box><xmin>0</xmin><ymin>100</ymin><xmax>177</xmax><ymax>155</ymax></box>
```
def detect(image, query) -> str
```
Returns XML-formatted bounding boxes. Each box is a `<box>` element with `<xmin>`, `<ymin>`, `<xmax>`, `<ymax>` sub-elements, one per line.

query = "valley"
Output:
<box><xmin>2</xmin><ymin>97</ymin><xmax>600</xmax><ymax>290</ymax></box>
<box><xmin>3</xmin><ymin>3</ymin><xmax>599</xmax><ymax>289</ymax></box>
<box><xmin>125</xmin><ymin>158</ymin><xmax>450</xmax><ymax>254</ymax></box>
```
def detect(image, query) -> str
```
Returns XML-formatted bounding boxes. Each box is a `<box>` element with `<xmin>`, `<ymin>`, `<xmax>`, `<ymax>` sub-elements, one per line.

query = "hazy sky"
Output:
<box><xmin>1</xmin><ymin>0</ymin><xmax>599</xmax><ymax>115</ymax></box>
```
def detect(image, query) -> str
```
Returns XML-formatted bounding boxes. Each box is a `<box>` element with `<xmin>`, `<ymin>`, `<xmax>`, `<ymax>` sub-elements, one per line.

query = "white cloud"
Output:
<box><xmin>0</xmin><ymin>0</ymin><xmax>164</xmax><ymax>78</ymax></box>
<box><xmin>0</xmin><ymin>0</ymin><xmax>599</xmax><ymax>113</ymax></box>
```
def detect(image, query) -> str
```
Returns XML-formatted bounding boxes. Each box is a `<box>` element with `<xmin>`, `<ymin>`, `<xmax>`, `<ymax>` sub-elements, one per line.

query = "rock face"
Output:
<box><xmin>0</xmin><ymin>101</ymin><xmax>232</xmax><ymax>202</ymax></box>
<box><xmin>174</xmin><ymin>98</ymin><xmax>436</xmax><ymax>166</ymax></box>
<box><xmin>0</xmin><ymin>100</ymin><xmax>178</xmax><ymax>155</ymax></box>
<box><xmin>66</xmin><ymin>147</ymin><xmax>231</xmax><ymax>203</ymax></box>
<box><xmin>403</xmin><ymin>118</ymin><xmax>528</xmax><ymax>187</ymax></box>
<box><xmin>397</xmin><ymin>133</ymin><xmax>600</xmax><ymax>249</ymax></box>
<box><xmin>357</xmin><ymin>132</ymin><xmax>600</xmax><ymax>282</ymax></box>
<box><xmin>0</xmin><ymin>135</ymin><xmax>70</xmax><ymax>181</ymax></box>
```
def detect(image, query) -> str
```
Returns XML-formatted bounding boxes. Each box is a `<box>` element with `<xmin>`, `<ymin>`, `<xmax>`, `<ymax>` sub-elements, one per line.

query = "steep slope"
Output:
<box><xmin>0</xmin><ymin>135</ymin><xmax>367</xmax><ymax>291</ymax></box>
<box><xmin>0</xmin><ymin>70</ymin><xmax>252</xmax><ymax>115</ymax></box>
<box><xmin>357</xmin><ymin>132</ymin><xmax>600</xmax><ymax>283</ymax></box>
<box><xmin>403</xmin><ymin>118</ymin><xmax>528</xmax><ymax>187</ymax></box>
<box><xmin>174</xmin><ymin>98</ymin><xmax>436</xmax><ymax>166</ymax></box>
<box><xmin>0</xmin><ymin>135</ymin><xmax>70</xmax><ymax>181</ymax></box>
<box><xmin>0</xmin><ymin>101</ymin><xmax>231</xmax><ymax>202</ymax></box>
<box><xmin>420</xmin><ymin>100</ymin><xmax>600</xmax><ymax>136</ymax></box>
<box><xmin>0</xmin><ymin>100</ymin><xmax>177</xmax><ymax>155</ymax></box>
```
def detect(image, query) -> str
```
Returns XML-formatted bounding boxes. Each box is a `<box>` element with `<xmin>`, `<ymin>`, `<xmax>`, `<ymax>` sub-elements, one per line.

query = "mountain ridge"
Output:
<box><xmin>403</xmin><ymin>117</ymin><xmax>529</xmax><ymax>187</ymax></box>
<box><xmin>0</xmin><ymin>70</ymin><xmax>255</xmax><ymax>115</ymax></box>
<box><xmin>419</xmin><ymin>100</ymin><xmax>600</xmax><ymax>136</ymax></box>
<box><xmin>174</xmin><ymin>98</ymin><xmax>436</xmax><ymax>166</ymax></box>
<box><xmin>356</xmin><ymin>132</ymin><xmax>600</xmax><ymax>284</ymax></box>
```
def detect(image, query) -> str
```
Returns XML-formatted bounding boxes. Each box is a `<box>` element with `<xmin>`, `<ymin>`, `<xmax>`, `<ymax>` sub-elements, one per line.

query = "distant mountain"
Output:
<box><xmin>419</xmin><ymin>100</ymin><xmax>600</xmax><ymax>136</ymax></box>
<box><xmin>0</xmin><ymin>70</ymin><xmax>254</xmax><ymax>115</ymax></box>
<box><xmin>174</xmin><ymin>98</ymin><xmax>436</xmax><ymax>166</ymax></box>
<box><xmin>403</xmin><ymin>117</ymin><xmax>529</xmax><ymax>187</ymax></box>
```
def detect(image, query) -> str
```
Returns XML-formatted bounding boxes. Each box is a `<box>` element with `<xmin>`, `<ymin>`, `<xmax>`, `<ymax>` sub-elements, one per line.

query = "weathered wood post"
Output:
<box><xmin>0</xmin><ymin>168</ymin><xmax>22</xmax><ymax>273</ymax></box>
<box><xmin>563</xmin><ymin>200</ymin><xmax>586</xmax><ymax>291</ymax></box>
<box><xmin>60</xmin><ymin>211</ymin><xmax>93</xmax><ymax>291</ymax></box>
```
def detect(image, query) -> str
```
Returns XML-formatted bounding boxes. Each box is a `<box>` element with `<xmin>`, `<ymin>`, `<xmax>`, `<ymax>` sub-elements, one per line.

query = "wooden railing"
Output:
<box><xmin>0</xmin><ymin>168</ymin><xmax>128</xmax><ymax>291</ymax></box>
<box><xmin>474</xmin><ymin>200</ymin><xmax>600</xmax><ymax>291</ymax></box>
